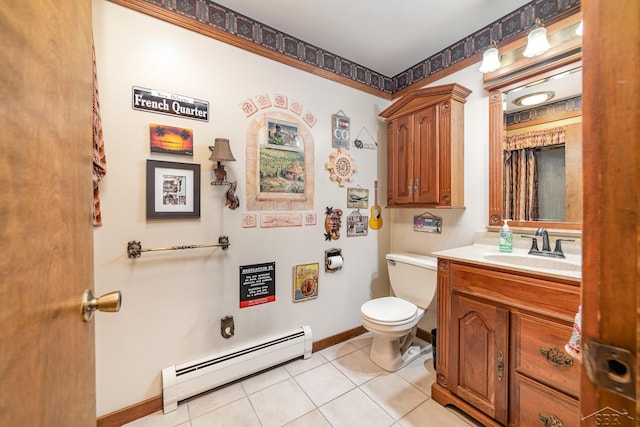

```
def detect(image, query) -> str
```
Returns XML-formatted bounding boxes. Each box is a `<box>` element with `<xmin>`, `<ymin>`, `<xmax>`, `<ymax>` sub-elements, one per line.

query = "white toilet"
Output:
<box><xmin>360</xmin><ymin>252</ymin><xmax>438</xmax><ymax>371</ymax></box>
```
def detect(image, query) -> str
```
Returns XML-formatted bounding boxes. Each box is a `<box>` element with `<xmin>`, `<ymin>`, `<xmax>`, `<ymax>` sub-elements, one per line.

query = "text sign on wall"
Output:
<box><xmin>239</xmin><ymin>262</ymin><xmax>276</xmax><ymax>308</ymax></box>
<box><xmin>132</xmin><ymin>86</ymin><xmax>209</xmax><ymax>121</ymax></box>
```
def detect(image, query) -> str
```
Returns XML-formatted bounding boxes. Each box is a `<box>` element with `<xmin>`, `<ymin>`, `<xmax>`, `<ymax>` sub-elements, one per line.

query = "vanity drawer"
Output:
<box><xmin>449</xmin><ymin>263</ymin><xmax>580</xmax><ymax>321</ymax></box>
<box><xmin>512</xmin><ymin>374</ymin><xmax>579</xmax><ymax>427</ymax></box>
<box><xmin>513</xmin><ymin>313</ymin><xmax>579</xmax><ymax>398</ymax></box>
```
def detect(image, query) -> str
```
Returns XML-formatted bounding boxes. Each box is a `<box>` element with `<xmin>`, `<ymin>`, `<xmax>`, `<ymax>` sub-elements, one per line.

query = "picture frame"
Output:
<box><xmin>266</xmin><ymin>117</ymin><xmax>302</xmax><ymax>151</ymax></box>
<box><xmin>146</xmin><ymin>159</ymin><xmax>200</xmax><ymax>219</ymax></box>
<box><xmin>293</xmin><ymin>263</ymin><xmax>319</xmax><ymax>302</ymax></box>
<box><xmin>413</xmin><ymin>212</ymin><xmax>442</xmax><ymax>233</ymax></box>
<box><xmin>149</xmin><ymin>123</ymin><xmax>193</xmax><ymax>156</ymax></box>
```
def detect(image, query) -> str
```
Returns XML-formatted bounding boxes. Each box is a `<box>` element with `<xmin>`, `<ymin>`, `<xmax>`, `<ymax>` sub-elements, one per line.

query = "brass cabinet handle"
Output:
<box><xmin>414</xmin><ymin>179</ymin><xmax>419</xmax><ymax>193</ymax></box>
<box><xmin>540</xmin><ymin>346</ymin><xmax>574</xmax><ymax>367</ymax></box>
<box><xmin>497</xmin><ymin>351</ymin><xmax>504</xmax><ymax>381</ymax></box>
<box><xmin>408</xmin><ymin>184</ymin><xmax>413</xmax><ymax>196</ymax></box>
<box><xmin>539</xmin><ymin>413</ymin><xmax>564</xmax><ymax>426</ymax></box>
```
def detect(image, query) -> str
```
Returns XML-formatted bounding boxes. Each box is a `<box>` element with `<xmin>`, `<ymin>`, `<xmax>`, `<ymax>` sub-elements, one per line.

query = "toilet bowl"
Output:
<box><xmin>360</xmin><ymin>253</ymin><xmax>437</xmax><ymax>371</ymax></box>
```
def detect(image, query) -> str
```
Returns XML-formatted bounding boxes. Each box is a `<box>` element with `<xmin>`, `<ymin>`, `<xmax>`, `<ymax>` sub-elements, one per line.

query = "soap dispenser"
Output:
<box><xmin>499</xmin><ymin>219</ymin><xmax>513</xmax><ymax>253</ymax></box>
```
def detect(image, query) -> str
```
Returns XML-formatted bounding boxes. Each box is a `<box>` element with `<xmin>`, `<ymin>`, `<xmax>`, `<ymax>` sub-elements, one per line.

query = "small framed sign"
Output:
<box><xmin>331</xmin><ymin>113</ymin><xmax>350</xmax><ymax>149</ymax></box>
<box><xmin>414</xmin><ymin>212</ymin><xmax>442</xmax><ymax>233</ymax></box>
<box><xmin>293</xmin><ymin>263</ymin><xmax>319</xmax><ymax>302</ymax></box>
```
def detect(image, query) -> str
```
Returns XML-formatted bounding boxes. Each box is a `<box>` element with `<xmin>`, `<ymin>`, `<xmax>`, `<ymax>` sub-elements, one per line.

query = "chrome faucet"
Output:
<box><xmin>521</xmin><ymin>228</ymin><xmax>575</xmax><ymax>258</ymax></box>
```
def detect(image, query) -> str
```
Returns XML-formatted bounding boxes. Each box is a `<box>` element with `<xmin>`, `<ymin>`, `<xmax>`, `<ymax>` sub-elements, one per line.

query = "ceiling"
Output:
<box><xmin>213</xmin><ymin>0</ymin><xmax>531</xmax><ymax>77</ymax></box>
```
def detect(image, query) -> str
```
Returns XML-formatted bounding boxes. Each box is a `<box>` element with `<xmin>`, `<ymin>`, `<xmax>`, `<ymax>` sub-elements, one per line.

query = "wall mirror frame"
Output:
<box><xmin>484</xmin><ymin>13</ymin><xmax>583</xmax><ymax>231</ymax></box>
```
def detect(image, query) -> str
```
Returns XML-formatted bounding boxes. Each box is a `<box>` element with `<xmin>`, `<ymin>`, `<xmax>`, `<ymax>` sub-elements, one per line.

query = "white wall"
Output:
<box><xmin>92</xmin><ymin>0</ymin><xmax>490</xmax><ymax>416</ymax></box>
<box><xmin>92</xmin><ymin>1</ymin><xmax>391</xmax><ymax>416</ymax></box>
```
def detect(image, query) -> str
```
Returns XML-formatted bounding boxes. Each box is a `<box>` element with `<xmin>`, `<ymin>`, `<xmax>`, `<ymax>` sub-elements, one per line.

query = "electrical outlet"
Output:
<box><xmin>221</xmin><ymin>315</ymin><xmax>234</xmax><ymax>338</ymax></box>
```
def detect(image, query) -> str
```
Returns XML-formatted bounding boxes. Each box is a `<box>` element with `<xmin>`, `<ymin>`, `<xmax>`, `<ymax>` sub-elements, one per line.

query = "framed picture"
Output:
<box><xmin>146</xmin><ymin>160</ymin><xmax>200</xmax><ymax>219</ymax></box>
<box><xmin>413</xmin><ymin>212</ymin><xmax>442</xmax><ymax>233</ymax></box>
<box><xmin>346</xmin><ymin>187</ymin><xmax>369</xmax><ymax>209</ymax></box>
<box><xmin>266</xmin><ymin>117</ymin><xmax>302</xmax><ymax>151</ymax></box>
<box><xmin>149</xmin><ymin>124</ymin><xmax>193</xmax><ymax>156</ymax></box>
<box><xmin>293</xmin><ymin>263</ymin><xmax>319</xmax><ymax>302</ymax></box>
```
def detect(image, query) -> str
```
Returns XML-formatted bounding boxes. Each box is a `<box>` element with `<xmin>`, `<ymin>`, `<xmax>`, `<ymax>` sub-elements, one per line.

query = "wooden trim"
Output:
<box><xmin>581</xmin><ymin>0</ymin><xmax>639</xmax><ymax>421</ymax></box>
<box><xmin>311</xmin><ymin>325</ymin><xmax>367</xmax><ymax>352</ymax></box>
<box><xmin>97</xmin><ymin>395</ymin><xmax>162</xmax><ymax>427</ymax></box>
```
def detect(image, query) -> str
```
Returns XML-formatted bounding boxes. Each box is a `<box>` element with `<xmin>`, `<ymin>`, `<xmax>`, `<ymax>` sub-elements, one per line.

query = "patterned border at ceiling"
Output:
<box><xmin>505</xmin><ymin>95</ymin><xmax>582</xmax><ymax>126</ymax></box>
<box><xmin>110</xmin><ymin>0</ymin><xmax>580</xmax><ymax>97</ymax></box>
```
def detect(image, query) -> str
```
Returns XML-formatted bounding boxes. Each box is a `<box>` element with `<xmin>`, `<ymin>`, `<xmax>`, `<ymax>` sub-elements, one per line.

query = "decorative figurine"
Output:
<box><xmin>225</xmin><ymin>181</ymin><xmax>240</xmax><ymax>210</ymax></box>
<box><xmin>324</xmin><ymin>207</ymin><xmax>343</xmax><ymax>240</ymax></box>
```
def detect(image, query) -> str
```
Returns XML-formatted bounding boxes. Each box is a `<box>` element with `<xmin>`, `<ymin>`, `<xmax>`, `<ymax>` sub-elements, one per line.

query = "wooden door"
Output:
<box><xmin>581</xmin><ymin>1</ymin><xmax>639</xmax><ymax>425</ymax></box>
<box><xmin>387</xmin><ymin>115</ymin><xmax>415</xmax><ymax>204</ymax></box>
<box><xmin>0</xmin><ymin>1</ymin><xmax>96</xmax><ymax>425</ymax></box>
<box><xmin>450</xmin><ymin>295</ymin><xmax>509</xmax><ymax>424</ymax></box>
<box><xmin>414</xmin><ymin>105</ymin><xmax>439</xmax><ymax>204</ymax></box>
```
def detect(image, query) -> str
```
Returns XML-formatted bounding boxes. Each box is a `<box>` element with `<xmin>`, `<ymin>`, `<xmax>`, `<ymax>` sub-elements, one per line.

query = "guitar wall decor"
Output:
<box><xmin>369</xmin><ymin>180</ymin><xmax>383</xmax><ymax>230</ymax></box>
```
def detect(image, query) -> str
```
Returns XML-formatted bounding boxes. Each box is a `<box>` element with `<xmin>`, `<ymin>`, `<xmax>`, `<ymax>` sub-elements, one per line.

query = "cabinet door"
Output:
<box><xmin>387</xmin><ymin>115</ymin><xmax>415</xmax><ymax>204</ymax></box>
<box><xmin>414</xmin><ymin>105</ymin><xmax>438</xmax><ymax>204</ymax></box>
<box><xmin>450</xmin><ymin>295</ymin><xmax>509</xmax><ymax>425</ymax></box>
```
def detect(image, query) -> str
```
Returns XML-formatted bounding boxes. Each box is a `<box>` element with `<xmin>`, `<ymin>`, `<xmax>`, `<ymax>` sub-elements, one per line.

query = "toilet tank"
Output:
<box><xmin>386</xmin><ymin>252</ymin><xmax>438</xmax><ymax>309</ymax></box>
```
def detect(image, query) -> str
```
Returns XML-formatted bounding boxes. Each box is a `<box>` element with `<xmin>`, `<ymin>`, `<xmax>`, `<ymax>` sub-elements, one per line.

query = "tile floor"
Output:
<box><xmin>124</xmin><ymin>333</ymin><xmax>483</xmax><ymax>427</ymax></box>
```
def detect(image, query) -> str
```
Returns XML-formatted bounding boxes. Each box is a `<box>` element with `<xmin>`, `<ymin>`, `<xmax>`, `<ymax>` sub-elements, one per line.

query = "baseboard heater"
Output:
<box><xmin>162</xmin><ymin>325</ymin><xmax>312</xmax><ymax>413</ymax></box>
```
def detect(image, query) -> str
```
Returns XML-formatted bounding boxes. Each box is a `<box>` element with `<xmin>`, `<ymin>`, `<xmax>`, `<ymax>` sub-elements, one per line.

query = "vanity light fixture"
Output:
<box><xmin>209</xmin><ymin>138</ymin><xmax>236</xmax><ymax>185</ymax></box>
<box><xmin>478</xmin><ymin>40</ymin><xmax>501</xmax><ymax>73</ymax></box>
<box><xmin>513</xmin><ymin>91</ymin><xmax>555</xmax><ymax>107</ymax></box>
<box><xmin>523</xmin><ymin>18</ymin><xmax>551</xmax><ymax>57</ymax></box>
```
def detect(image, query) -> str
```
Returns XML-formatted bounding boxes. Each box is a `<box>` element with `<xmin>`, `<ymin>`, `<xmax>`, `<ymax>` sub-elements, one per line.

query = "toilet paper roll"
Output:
<box><xmin>327</xmin><ymin>255</ymin><xmax>343</xmax><ymax>270</ymax></box>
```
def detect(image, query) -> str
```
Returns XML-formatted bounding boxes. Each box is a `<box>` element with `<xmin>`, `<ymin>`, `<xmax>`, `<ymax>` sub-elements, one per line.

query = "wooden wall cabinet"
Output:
<box><xmin>432</xmin><ymin>259</ymin><xmax>581</xmax><ymax>426</ymax></box>
<box><xmin>379</xmin><ymin>83</ymin><xmax>471</xmax><ymax>208</ymax></box>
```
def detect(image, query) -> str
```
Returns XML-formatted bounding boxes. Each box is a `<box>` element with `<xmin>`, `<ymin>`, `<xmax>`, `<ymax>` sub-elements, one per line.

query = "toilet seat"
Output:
<box><xmin>360</xmin><ymin>297</ymin><xmax>418</xmax><ymax>325</ymax></box>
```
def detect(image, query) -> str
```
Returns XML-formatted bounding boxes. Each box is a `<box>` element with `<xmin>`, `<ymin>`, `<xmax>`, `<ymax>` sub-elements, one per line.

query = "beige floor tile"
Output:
<box><xmin>397</xmin><ymin>399</ymin><xmax>478</xmax><ymax>427</ymax></box>
<box><xmin>122</xmin><ymin>405</ymin><xmax>189</xmax><ymax>427</ymax></box>
<box><xmin>331</xmin><ymin>348</ymin><xmax>384</xmax><ymax>386</ymax></box>
<box><xmin>241</xmin><ymin>365</ymin><xmax>291</xmax><ymax>395</ymax></box>
<box><xmin>294</xmin><ymin>362</ymin><xmax>356</xmax><ymax>406</ymax></box>
<box><xmin>360</xmin><ymin>372</ymin><xmax>428</xmax><ymax>420</ymax></box>
<box><xmin>187</xmin><ymin>382</ymin><xmax>246</xmax><ymax>419</ymax></box>
<box><xmin>284</xmin><ymin>409</ymin><xmax>332</xmax><ymax>427</ymax></box>
<box><xmin>346</xmin><ymin>332</ymin><xmax>373</xmax><ymax>349</ymax></box>
<box><xmin>394</xmin><ymin>353</ymin><xmax>436</xmax><ymax>396</ymax></box>
<box><xmin>248</xmin><ymin>378</ymin><xmax>316</xmax><ymax>427</ymax></box>
<box><xmin>191</xmin><ymin>397</ymin><xmax>261</xmax><ymax>427</ymax></box>
<box><xmin>318</xmin><ymin>341</ymin><xmax>359</xmax><ymax>361</ymax></box>
<box><xmin>284</xmin><ymin>352</ymin><xmax>328</xmax><ymax>377</ymax></box>
<box><xmin>319</xmin><ymin>388</ymin><xmax>395</xmax><ymax>427</ymax></box>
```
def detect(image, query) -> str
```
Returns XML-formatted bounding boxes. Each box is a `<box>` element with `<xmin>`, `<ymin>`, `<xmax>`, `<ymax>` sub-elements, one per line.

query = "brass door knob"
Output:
<box><xmin>81</xmin><ymin>289</ymin><xmax>122</xmax><ymax>322</ymax></box>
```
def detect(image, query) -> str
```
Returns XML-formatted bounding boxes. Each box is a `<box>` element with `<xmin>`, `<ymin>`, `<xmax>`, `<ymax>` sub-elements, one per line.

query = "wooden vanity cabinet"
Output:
<box><xmin>379</xmin><ymin>83</ymin><xmax>471</xmax><ymax>208</ymax></box>
<box><xmin>432</xmin><ymin>259</ymin><xmax>581</xmax><ymax>427</ymax></box>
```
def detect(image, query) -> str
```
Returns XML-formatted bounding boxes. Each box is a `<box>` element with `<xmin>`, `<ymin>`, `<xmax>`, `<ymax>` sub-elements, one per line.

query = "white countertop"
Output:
<box><xmin>433</xmin><ymin>244</ymin><xmax>582</xmax><ymax>282</ymax></box>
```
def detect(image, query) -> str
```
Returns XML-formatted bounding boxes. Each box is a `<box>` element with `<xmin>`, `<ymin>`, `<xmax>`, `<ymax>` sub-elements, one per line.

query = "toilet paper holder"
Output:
<box><xmin>325</xmin><ymin>248</ymin><xmax>343</xmax><ymax>272</ymax></box>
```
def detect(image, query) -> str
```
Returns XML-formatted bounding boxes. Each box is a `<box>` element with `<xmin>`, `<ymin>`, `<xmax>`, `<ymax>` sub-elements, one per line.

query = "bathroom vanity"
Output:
<box><xmin>431</xmin><ymin>245</ymin><xmax>581</xmax><ymax>427</ymax></box>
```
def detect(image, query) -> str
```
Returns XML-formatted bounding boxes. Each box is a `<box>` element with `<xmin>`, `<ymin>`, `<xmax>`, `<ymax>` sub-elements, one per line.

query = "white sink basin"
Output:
<box><xmin>482</xmin><ymin>253</ymin><xmax>582</xmax><ymax>273</ymax></box>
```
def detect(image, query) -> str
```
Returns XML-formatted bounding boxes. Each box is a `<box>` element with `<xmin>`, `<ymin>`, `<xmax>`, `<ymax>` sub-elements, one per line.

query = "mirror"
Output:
<box><xmin>486</xmin><ymin>16</ymin><xmax>582</xmax><ymax>230</ymax></box>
